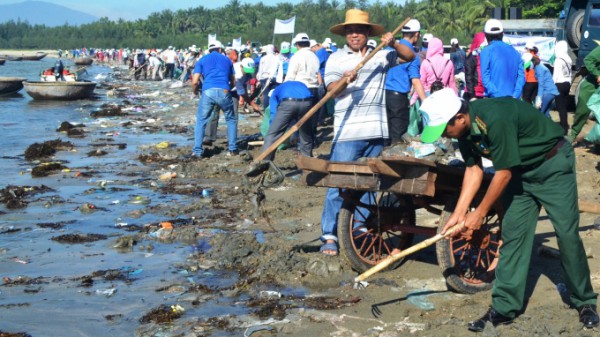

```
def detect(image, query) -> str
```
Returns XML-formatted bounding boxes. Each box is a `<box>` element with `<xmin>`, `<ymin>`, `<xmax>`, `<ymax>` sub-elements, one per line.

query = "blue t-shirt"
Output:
<box><xmin>269</xmin><ymin>81</ymin><xmax>312</xmax><ymax>124</ymax></box>
<box><xmin>384</xmin><ymin>39</ymin><xmax>420</xmax><ymax>93</ymax></box>
<box><xmin>193</xmin><ymin>51</ymin><xmax>234</xmax><ymax>90</ymax></box>
<box><xmin>480</xmin><ymin>40</ymin><xmax>525</xmax><ymax>99</ymax></box>
<box><xmin>315</xmin><ymin>48</ymin><xmax>330</xmax><ymax>78</ymax></box>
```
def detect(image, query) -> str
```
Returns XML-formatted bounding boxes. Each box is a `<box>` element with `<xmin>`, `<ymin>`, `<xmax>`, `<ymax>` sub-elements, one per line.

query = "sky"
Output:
<box><xmin>0</xmin><ymin>0</ymin><xmax>307</xmax><ymax>21</ymax></box>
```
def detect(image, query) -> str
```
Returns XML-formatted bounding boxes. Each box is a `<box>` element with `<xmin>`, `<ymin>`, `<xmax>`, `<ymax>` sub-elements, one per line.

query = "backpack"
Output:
<box><xmin>427</xmin><ymin>59</ymin><xmax>450</xmax><ymax>93</ymax></box>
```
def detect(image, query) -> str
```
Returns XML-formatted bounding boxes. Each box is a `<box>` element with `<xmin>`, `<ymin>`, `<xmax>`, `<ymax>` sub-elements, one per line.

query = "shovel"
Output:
<box><xmin>353</xmin><ymin>222</ymin><xmax>465</xmax><ymax>288</ymax></box>
<box><xmin>246</xmin><ymin>17</ymin><xmax>413</xmax><ymax>180</ymax></box>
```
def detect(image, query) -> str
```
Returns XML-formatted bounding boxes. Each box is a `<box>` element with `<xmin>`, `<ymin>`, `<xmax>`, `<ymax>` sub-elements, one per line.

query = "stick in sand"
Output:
<box><xmin>354</xmin><ymin>222</ymin><xmax>465</xmax><ymax>286</ymax></box>
<box><xmin>251</xmin><ymin>17</ymin><xmax>412</xmax><ymax>164</ymax></box>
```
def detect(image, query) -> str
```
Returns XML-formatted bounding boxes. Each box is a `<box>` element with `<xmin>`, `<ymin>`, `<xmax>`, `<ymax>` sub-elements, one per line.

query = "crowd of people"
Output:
<box><xmin>188</xmin><ymin>7</ymin><xmax>600</xmax><ymax>334</ymax></box>
<box><xmin>62</xmin><ymin>8</ymin><xmax>600</xmax><ymax>333</ymax></box>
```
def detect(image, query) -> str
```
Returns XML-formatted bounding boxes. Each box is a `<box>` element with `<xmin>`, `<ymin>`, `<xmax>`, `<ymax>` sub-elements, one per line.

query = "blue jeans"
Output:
<box><xmin>540</xmin><ymin>93</ymin><xmax>556</xmax><ymax>118</ymax></box>
<box><xmin>193</xmin><ymin>88</ymin><xmax>237</xmax><ymax>155</ymax></box>
<box><xmin>320</xmin><ymin>138</ymin><xmax>384</xmax><ymax>242</ymax></box>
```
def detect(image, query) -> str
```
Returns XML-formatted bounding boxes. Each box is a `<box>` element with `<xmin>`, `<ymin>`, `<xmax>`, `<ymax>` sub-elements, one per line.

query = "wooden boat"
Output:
<box><xmin>74</xmin><ymin>57</ymin><xmax>94</xmax><ymax>66</ymax></box>
<box><xmin>40</xmin><ymin>66</ymin><xmax>87</xmax><ymax>82</ymax></box>
<box><xmin>0</xmin><ymin>77</ymin><xmax>26</xmax><ymax>95</ymax></box>
<box><xmin>21</xmin><ymin>52</ymin><xmax>47</xmax><ymax>61</ymax></box>
<box><xmin>0</xmin><ymin>59</ymin><xmax>5</xmax><ymax>65</ymax></box>
<box><xmin>23</xmin><ymin>81</ymin><xmax>97</xmax><ymax>100</ymax></box>
<box><xmin>0</xmin><ymin>55</ymin><xmax>23</xmax><ymax>61</ymax></box>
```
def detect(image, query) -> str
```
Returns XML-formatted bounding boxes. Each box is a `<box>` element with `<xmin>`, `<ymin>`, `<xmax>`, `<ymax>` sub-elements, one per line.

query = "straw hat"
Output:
<box><xmin>329</xmin><ymin>9</ymin><xmax>384</xmax><ymax>36</ymax></box>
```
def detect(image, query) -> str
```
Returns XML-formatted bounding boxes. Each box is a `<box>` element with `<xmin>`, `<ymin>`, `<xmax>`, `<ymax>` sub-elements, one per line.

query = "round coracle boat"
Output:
<box><xmin>0</xmin><ymin>77</ymin><xmax>26</xmax><ymax>95</ymax></box>
<box><xmin>23</xmin><ymin>81</ymin><xmax>96</xmax><ymax>100</ymax></box>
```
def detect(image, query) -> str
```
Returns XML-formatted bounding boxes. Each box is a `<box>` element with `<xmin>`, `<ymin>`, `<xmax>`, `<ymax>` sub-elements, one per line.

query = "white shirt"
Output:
<box><xmin>258</xmin><ymin>53</ymin><xmax>279</xmax><ymax>81</ymax></box>
<box><xmin>149</xmin><ymin>56</ymin><xmax>162</xmax><ymax>67</ymax></box>
<box><xmin>553</xmin><ymin>56</ymin><xmax>572</xmax><ymax>84</ymax></box>
<box><xmin>163</xmin><ymin>49</ymin><xmax>178</xmax><ymax>64</ymax></box>
<box><xmin>285</xmin><ymin>48</ymin><xmax>320</xmax><ymax>88</ymax></box>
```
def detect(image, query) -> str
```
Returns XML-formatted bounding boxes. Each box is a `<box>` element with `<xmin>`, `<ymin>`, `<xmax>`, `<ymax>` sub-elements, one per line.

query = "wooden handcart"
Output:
<box><xmin>297</xmin><ymin>155</ymin><xmax>502</xmax><ymax>294</ymax></box>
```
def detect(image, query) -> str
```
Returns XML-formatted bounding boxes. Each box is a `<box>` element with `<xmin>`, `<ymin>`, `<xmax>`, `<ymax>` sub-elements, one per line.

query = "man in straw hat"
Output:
<box><xmin>319</xmin><ymin>8</ymin><xmax>415</xmax><ymax>256</ymax></box>
<box><xmin>420</xmin><ymin>88</ymin><xmax>598</xmax><ymax>331</ymax></box>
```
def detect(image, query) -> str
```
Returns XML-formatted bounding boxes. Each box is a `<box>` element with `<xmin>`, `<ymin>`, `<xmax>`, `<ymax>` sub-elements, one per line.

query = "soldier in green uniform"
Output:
<box><xmin>571</xmin><ymin>45</ymin><xmax>600</xmax><ymax>143</ymax></box>
<box><xmin>419</xmin><ymin>88</ymin><xmax>599</xmax><ymax>332</ymax></box>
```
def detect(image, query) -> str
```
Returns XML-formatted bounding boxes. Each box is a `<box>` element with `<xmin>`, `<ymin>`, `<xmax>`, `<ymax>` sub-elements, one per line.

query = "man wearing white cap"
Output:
<box><xmin>286</xmin><ymin>33</ymin><xmax>321</xmax><ymax>100</ymax></box>
<box><xmin>418</xmin><ymin>33</ymin><xmax>433</xmax><ymax>63</ymax></box>
<box><xmin>163</xmin><ymin>46</ymin><xmax>179</xmax><ymax>80</ymax></box>
<box><xmin>420</xmin><ymin>88</ymin><xmax>599</xmax><ymax>331</ymax></box>
<box><xmin>449</xmin><ymin>38</ymin><xmax>466</xmax><ymax>86</ymax></box>
<box><xmin>191</xmin><ymin>40</ymin><xmax>238</xmax><ymax>158</ymax></box>
<box><xmin>319</xmin><ymin>8</ymin><xmax>415</xmax><ymax>256</ymax></box>
<box><xmin>384</xmin><ymin>18</ymin><xmax>426</xmax><ymax>145</ymax></box>
<box><xmin>480</xmin><ymin>19</ymin><xmax>525</xmax><ymax>98</ymax></box>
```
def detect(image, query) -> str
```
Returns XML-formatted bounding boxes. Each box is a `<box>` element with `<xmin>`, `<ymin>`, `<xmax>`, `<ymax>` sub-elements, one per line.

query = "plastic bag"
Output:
<box><xmin>407</xmin><ymin>101</ymin><xmax>421</xmax><ymax>137</ymax></box>
<box><xmin>585</xmin><ymin>88</ymin><xmax>600</xmax><ymax>144</ymax></box>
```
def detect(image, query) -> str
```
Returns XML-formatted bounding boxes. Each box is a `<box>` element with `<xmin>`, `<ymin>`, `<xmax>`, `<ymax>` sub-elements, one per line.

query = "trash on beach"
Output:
<box><xmin>96</xmin><ymin>287</ymin><xmax>117</xmax><ymax>297</ymax></box>
<box><xmin>79</xmin><ymin>203</ymin><xmax>97</xmax><ymax>213</ymax></box>
<box><xmin>149</xmin><ymin>228</ymin><xmax>172</xmax><ymax>239</ymax></box>
<box><xmin>407</xmin><ymin>290</ymin><xmax>436</xmax><ymax>311</ymax></box>
<box><xmin>155</xmin><ymin>141</ymin><xmax>170</xmax><ymax>149</ymax></box>
<box><xmin>159</xmin><ymin>172</ymin><xmax>177</xmax><ymax>180</ymax></box>
<box><xmin>201</xmin><ymin>188</ymin><xmax>214</xmax><ymax>198</ymax></box>
<box><xmin>407</xmin><ymin>142</ymin><xmax>436</xmax><ymax>159</ymax></box>
<box><xmin>259</xmin><ymin>290</ymin><xmax>282</xmax><ymax>299</ymax></box>
<box><xmin>244</xmin><ymin>325</ymin><xmax>274</xmax><ymax>337</ymax></box>
<box><xmin>128</xmin><ymin>196</ymin><xmax>151</xmax><ymax>205</ymax></box>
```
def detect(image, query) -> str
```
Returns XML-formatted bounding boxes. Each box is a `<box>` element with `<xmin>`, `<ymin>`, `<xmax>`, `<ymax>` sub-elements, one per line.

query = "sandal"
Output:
<box><xmin>320</xmin><ymin>242</ymin><xmax>339</xmax><ymax>256</ymax></box>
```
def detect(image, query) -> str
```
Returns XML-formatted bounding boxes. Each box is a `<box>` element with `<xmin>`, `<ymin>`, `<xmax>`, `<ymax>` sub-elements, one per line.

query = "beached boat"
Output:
<box><xmin>23</xmin><ymin>81</ymin><xmax>96</xmax><ymax>100</ymax></box>
<box><xmin>21</xmin><ymin>52</ymin><xmax>47</xmax><ymax>61</ymax></box>
<box><xmin>0</xmin><ymin>77</ymin><xmax>26</xmax><ymax>95</ymax></box>
<box><xmin>0</xmin><ymin>55</ymin><xmax>23</xmax><ymax>61</ymax></box>
<box><xmin>40</xmin><ymin>66</ymin><xmax>87</xmax><ymax>82</ymax></box>
<box><xmin>74</xmin><ymin>57</ymin><xmax>94</xmax><ymax>66</ymax></box>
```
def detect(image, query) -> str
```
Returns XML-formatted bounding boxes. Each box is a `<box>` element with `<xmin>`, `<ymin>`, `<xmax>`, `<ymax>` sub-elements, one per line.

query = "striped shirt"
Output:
<box><xmin>325</xmin><ymin>45</ymin><xmax>396</xmax><ymax>141</ymax></box>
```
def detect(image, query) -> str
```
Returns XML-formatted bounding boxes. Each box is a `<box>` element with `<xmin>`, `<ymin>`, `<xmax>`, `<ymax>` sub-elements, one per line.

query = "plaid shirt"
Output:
<box><xmin>325</xmin><ymin>45</ymin><xmax>396</xmax><ymax>141</ymax></box>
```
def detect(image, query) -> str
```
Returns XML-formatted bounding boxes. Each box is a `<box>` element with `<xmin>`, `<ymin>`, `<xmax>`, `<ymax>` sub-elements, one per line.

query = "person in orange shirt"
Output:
<box><xmin>522</xmin><ymin>42</ymin><xmax>539</xmax><ymax>104</ymax></box>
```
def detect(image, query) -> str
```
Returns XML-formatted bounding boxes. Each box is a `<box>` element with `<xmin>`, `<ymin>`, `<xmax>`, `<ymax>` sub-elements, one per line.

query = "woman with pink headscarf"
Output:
<box><xmin>411</xmin><ymin>37</ymin><xmax>456</xmax><ymax>104</ymax></box>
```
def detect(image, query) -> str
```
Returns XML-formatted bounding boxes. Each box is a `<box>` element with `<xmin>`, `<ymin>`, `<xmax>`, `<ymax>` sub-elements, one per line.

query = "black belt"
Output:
<box><xmin>386</xmin><ymin>90</ymin><xmax>409</xmax><ymax>96</ymax></box>
<box><xmin>521</xmin><ymin>139</ymin><xmax>567</xmax><ymax>171</ymax></box>
<box><xmin>282</xmin><ymin>97</ymin><xmax>312</xmax><ymax>102</ymax></box>
<box><xmin>544</xmin><ymin>138</ymin><xmax>567</xmax><ymax>161</ymax></box>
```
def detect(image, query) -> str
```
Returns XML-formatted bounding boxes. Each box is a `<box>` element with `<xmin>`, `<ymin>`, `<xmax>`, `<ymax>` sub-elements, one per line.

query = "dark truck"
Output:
<box><xmin>502</xmin><ymin>0</ymin><xmax>600</xmax><ymax>101</ymax></box>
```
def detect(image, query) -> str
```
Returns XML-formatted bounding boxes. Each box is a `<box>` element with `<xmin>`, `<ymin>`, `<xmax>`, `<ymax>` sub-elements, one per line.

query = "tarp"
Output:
<box><xmin>274</xmin><ymin>16</ymin><xmax>295</xmax><ymax>35</ymax></box>
<box><xmin>503</xmin><ymin>35</ymin><xmax>556</xmax><ymax>63</ymax></box>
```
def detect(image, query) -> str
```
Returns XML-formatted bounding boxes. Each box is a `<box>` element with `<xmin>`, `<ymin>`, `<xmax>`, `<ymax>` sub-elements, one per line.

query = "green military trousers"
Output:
<box><xmin>492</xmin><ymin>141</ymin><xmax>597</xmax><ymax>318</ymax></box>
<box><xmin>571</xmin><ymin>79</ymin><xmax>598</xmax><ymax>142</ymax></box>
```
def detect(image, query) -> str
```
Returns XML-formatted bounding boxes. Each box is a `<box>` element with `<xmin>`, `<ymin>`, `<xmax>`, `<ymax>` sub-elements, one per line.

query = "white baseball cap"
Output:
<box><xmin>525</xmin><ymin>41</ymin><xmax>536</xmax><ymax>50</ymax></box>
<box><xmin>450</xmin><ymin>38</ymin><xmax>459</xmax><ymax>45</ymax></box>
<box><xmin>420</xmin><ymin>88</ymin><xmax>463</xmax><ymax>143</ymax></box>
<box><xmin>402</xmin><ymin>19</ymin><xmax>421</xmax><ymax>33</ymax></box>
<box><xmin>367</xmin><ymin>39</ymin><xmax>377</xmax><ymax>49</ymax></box>
<box><xmin>422</xmin><ymin>33</ymin><xmax>433</xmax><ymax>43</ymax></box>
<box><xmin>241</xmin><ymin>57</ymin><xmax>255</xmax><ymax>74</ymax></box>
<box><xmin>522</xmin><ymin>52</ymin><xmax>533</xmax><ymax>69</ymax></box>
<box><xmin>208</xmin><ymin>40</ymin><xmax>223</xmax><ymax>51</ymax></box>
<box><xmin>484</xmin><ymin>19</ymin><xmax>503</xmax><ymax>34</ymax></box>
<box><xmin>293</xmin><ymin>33</ymin><xmax>310</xmax><ymax>45</ymax></box>
<box><xmin>280</xmin><ymin>41</ymin><xmax>291</xmax><ymax>53</ymax></box>
<box><xmin>309</xmin><ymin>39</ymin><xmax>318</xmax><ymax>48</ymax></box>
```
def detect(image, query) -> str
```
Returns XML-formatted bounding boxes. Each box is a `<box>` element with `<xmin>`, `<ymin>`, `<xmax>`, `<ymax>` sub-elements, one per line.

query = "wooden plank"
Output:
<box><xmin>380</xmin><ymin>154</ymin><xmax>437</xmax><ymax>168</ymax></box>
<box><xmin>579</xmin><ymin>200</ymin><xmax>600</xmax><ymax>214</ymax></box>
<box><xmin>367</xmin><ymin>158</ymin><xmax>402</xmax><ymax>177</ymax></box>
<box><xmin>296</xmin><ymin>156</ymin><xmax>329</xmax><ymax>173</ymax></box>
<box><xmin>296</xmin><ymin>156</ymin><xmax>374</xmax><ymax>174</ymax></box>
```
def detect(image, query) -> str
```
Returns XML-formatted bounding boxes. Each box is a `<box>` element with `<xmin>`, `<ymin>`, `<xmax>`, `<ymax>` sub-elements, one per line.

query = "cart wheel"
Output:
<box><xmin>339</xmin><ymin>192</ymin><xmax>415</xmax><ymax>273</ymax></box>
<box><xmin>436</xmin><ymin>197</ymin><xmax>502</xmax><ymax>294</ymax></box>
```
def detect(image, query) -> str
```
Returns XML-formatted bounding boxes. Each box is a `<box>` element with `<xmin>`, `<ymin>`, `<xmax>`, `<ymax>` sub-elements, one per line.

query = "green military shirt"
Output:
<box><xmin>584</xmin><ymin>45</ymin><xmax>600</xmax><ymax>84</ymax></box>
<box><xmin>458</xmin><ymin>97</ymin><xmax>564</xmax><ymax>170</ymax></box>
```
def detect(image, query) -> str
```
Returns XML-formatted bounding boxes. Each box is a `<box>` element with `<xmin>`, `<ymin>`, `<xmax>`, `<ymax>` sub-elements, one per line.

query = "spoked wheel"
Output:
<box><xmin>339</xmin><ymin>191</ymin><xmax>415</xmax><ymax>273</ymax></box>
<box><xmin>436</xmin><ymin>196</ymin><xmax>502</xmax><ymax>294</ymax></box>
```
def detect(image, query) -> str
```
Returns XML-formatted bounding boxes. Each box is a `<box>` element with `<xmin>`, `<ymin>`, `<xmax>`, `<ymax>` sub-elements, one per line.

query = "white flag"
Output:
<box><xmin>232</xmin><ymin>37</ymin><xmax>242</xmax><ymax>49</ymax></box>
<box><xmin>208</xmin><ymin>34</ymin><xmax>217</xmax><ymax>44</ymax></box>
<box><xmin>274</xmin><ymin>16</ymin><xmax>295</xmax><ymax>34</ymax></box>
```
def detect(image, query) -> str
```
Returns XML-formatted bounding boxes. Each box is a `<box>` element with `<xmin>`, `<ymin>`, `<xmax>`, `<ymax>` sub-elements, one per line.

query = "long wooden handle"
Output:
<box><xmin>252</xmin><ymin>17</ymin><xmax>411</xmax><ymax>163</ymax></box>
<box><xmin>354</xmin><ymin>222</ymin><xmax>464</xmax><ymax>283</ymax></box>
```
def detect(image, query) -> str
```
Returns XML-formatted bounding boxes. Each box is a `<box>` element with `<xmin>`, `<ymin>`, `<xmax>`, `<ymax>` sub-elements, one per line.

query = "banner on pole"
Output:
<box><xmin>232</xmin><ymin>37</ymin><xmax>242</xmax><ymax>49</ymax></box>
<box><xmin>274</xmin><ymin>16</ymin><xmax>296</xmax><ymax>34</ymax></box>
<box><xmin>208</xmin><ymin>34</ymin><xmax>217</xmax><ymax>44</ymax></box>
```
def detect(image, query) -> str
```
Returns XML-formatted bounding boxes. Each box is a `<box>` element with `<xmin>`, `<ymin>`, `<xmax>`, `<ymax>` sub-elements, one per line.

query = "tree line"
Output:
<box><xmin>0</xmin><ymin>0</ymin><xmax>562</xmax><ymax>50</ymax></box>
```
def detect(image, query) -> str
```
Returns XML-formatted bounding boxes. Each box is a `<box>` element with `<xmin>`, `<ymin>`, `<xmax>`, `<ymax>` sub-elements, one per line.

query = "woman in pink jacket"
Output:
<box><xmin>411</xmin><ymin>37</ymin><xmax>456</xmax><ymax>104</ymax></box>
